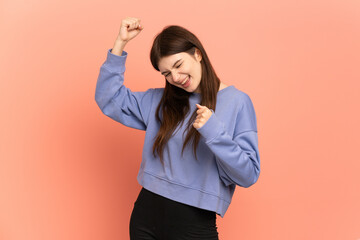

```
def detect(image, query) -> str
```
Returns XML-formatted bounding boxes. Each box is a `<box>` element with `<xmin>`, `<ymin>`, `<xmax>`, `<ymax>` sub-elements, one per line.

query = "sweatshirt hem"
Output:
<box><xmin>138</xmin><ymin>170</ymin><xmax>230</xmax><ymax>218</ymax></box>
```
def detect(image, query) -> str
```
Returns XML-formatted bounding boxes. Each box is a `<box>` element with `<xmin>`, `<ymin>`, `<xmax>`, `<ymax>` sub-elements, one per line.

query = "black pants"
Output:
<box><xmin>129</xmin><ymin>187</ymin><xmax>219</xmax><ymax>240</ymax></box>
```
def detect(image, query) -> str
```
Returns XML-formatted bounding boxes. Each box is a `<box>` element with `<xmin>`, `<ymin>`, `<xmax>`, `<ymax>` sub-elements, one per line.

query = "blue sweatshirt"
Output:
<box><xmin>95</xmin><ymin>49</ymin><xmax>260</xmax><ymax>217</ymax></box>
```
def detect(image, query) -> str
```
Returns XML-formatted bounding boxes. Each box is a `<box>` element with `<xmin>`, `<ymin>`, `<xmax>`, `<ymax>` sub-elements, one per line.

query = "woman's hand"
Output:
<box><xmin>117</xmin><ymin>17</ymin><xmax>144</xmax><ymax>43</ymax></box>
<box><xmin>193</xmin><ymin>104</ymin><xmax>213</xmax><ymax>129</ymax></box>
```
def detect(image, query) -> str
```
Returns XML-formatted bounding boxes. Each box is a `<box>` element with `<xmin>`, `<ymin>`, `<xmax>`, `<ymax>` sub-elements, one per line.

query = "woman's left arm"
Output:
<box><xmin>195</xmin><ymin>94</ymin><xmax>260</xmax><ymax>188</ymax></box>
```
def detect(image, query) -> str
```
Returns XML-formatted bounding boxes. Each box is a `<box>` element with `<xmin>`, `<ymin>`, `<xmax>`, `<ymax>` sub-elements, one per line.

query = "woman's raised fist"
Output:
<box><xmin>117</xmin><ymin>17</ymin><xmax>144</xmax><ymax>43</ymax></box>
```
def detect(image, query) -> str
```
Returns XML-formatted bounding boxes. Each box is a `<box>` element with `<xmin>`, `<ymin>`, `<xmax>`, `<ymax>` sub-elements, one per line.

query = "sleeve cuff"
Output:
<box><xmin>197</xmin><ymin>112</ymin><xmax>225</xmax><ymax>143</ymax></box>
<box><xmin>103</xmin><ymin>48</ymin><xmax>128</xmax><ymax>73</ymax></box>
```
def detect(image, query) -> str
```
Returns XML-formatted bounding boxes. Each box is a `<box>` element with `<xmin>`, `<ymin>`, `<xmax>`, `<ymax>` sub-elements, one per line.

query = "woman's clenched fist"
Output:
<box><xmin>193</xmin><ymin>104</ymin><xmax>213</xmax><ymax>129</ymax></box>
<box><xmin>117</xmin><ymin>17</ymin><xmax>144</xmax><ymax>43</ymax></box>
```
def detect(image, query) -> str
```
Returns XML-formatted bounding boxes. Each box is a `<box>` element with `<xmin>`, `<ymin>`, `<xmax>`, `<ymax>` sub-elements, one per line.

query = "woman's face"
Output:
<box><xmin>158</xmin><ymin>49</ymin><xmax>202</xmax><ymax>93</ymax></box>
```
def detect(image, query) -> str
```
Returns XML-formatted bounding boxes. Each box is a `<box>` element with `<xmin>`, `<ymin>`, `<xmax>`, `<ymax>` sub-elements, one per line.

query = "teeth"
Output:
<box><xmin>182</xmin><ymin>76</ymin><xmax>189</xmax><ymax>85</ymax></box>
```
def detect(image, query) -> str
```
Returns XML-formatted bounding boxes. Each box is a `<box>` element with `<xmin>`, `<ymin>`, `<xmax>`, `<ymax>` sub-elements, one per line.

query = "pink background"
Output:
<box><xmin>1</xmin><ymin>0</ymin><xmax>360</xmax><ymax>239</ymax></box>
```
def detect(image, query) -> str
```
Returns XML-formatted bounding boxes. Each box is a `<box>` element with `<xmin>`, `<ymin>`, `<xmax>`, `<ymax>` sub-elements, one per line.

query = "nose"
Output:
<box><xmin>171</xmin><ymin>71</ymin><xmax>181</xmax><ymax>83</ymax></box>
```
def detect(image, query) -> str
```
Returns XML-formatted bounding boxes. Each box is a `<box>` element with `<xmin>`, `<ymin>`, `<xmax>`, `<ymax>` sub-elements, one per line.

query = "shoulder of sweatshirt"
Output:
<box><xmin>218</xmin><ymin>85</ymin><xmax>254</xmax><ymax>110</ymax></box>
<box><xmin>146</xmin><ymin>88</ymin><xmax>164</xmax><ymax>108</ymax></box>
<box><xmin>147</xmin><ymin>87</ymin><xmax>164</xmax><ymax>98</ymax></box>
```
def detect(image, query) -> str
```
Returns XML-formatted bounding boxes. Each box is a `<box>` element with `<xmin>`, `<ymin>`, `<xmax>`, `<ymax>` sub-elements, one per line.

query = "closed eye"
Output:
<box><xmin>165</xmin><ymin>63</ymin><xmax>182</xmax><ymax>77</ymax></box>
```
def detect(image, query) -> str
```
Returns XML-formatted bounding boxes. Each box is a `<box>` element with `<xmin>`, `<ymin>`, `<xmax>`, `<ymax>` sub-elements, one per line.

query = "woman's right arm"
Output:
<box><xmin>95</xmin><ymin>17</ymin><xmax>155</xmax><ymax>130</ymax></box>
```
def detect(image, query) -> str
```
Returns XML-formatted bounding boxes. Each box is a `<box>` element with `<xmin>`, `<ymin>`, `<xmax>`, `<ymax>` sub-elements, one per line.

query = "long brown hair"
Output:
<box><xmin>150</xmin><ymin>25</ymin><xmax>220</xmax><ymax>162</ymax></box>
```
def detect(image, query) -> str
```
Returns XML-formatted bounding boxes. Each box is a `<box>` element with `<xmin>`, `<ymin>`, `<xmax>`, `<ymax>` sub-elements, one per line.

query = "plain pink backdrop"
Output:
<box><xmin>1</xmin><ymin>0</ymin><xmax>359</xmax><ymax>239</ymax></box>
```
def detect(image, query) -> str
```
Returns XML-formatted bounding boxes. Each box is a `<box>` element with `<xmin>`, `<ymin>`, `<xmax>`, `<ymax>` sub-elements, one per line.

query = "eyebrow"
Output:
<box><xmin>160</xmin><ymin>59</ymin><xmax>182</xmax><ymax>75</ymax></box>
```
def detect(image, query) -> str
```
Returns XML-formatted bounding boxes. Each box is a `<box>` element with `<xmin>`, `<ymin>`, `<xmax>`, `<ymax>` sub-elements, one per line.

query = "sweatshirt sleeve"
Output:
<box><xmin>95</xmin><ymin>49</ymin><xmax>155</xmax><ymax>130</ymax></box>
<box><xmin>196</xmin><ymin>94</ymin><xmax>260</xmax><ymax>188</ymax></box>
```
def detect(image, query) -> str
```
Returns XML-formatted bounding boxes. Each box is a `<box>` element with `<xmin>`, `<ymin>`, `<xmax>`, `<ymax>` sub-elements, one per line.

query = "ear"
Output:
<box><xmin>195</xmin><ymin>48</ymin><xmax>202</xmax><ymax>62</ymax></box>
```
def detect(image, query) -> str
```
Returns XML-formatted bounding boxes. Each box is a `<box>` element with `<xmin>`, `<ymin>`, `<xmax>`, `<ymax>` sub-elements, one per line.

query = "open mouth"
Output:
<box><xmin>181</xmin><ymin>76</ymin><xmax>190</xmax><ymax>87</ymax></box>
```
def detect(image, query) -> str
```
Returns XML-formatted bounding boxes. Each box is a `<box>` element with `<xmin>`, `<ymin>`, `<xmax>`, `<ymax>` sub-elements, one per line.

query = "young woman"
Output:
<box><xmin>95</xmin><ymin>17</ymin><xmax>260</xmax><ymax>240</ymax></box>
